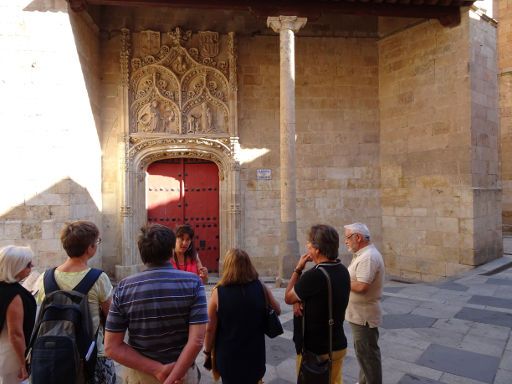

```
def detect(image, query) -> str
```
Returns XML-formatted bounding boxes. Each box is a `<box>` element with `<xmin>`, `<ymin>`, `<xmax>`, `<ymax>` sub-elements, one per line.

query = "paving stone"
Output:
<box><xmin>275</xmin><ymin>358</ymin><xmax>297</xmax><ymax>383</ymax></box>
<box><xmin>493</xmin><ymin>368</ymin><xmax>512</xmax><ymax>384</ymax></box>
<box><xmin>459</xmin><ymin>333</ymin><xmax>507</xmax><ymax>357</ymax></box>
<box><xmin>417</xmin><ymin>344</ymin><xmax>500</xmax><ymax>383</ymax></box>
<box><xmin>262</xmin><ymin>364</ymin><xmax>279</xmax><ymax>383</ymax></box>
<box><xmin>455</xmin><ymin>307</ymin><xmax>512</xmax><ymax>328</ymax></box>
<box><xmin>499</xmin><ymin>350</ymin><xmax>512</xmax><ymax>370</ymax></box>
<box><xmin>439</xmin><ymin>372</ymin><xmax>489</xmax><ymax>384</ymax></box>
<box><xmin>486</xmin><ymin>277</ymin><xmax>512</xmax><ymax>286</ymax></box>
<box><xmin>494</xmin><ymin>286</ymin><xmax>512</xmax><ymax>299</ymax></box>
<box><xmin>382</xmin><ymin>296</ymin><xmax>421</xmax><ymax>314</ymax></box>
<box><xmin>434</xmin><ymin>282</ymin><xmax>469</xmax><ymax>292</ymax></box>
<box><xmin>467</xmin><ymin>322</ymin><xmax>511</xmax><ymax>341</ymax></box>
<box><xmin>466</xmin><ymin>284</ymin><xmax>498</xmax><ymax>296</ymax></box>
<box><xmin>411</xmin><ymin>301</ymin><xmax>463</xmax><ymax>319</ymax></box>
<box><xmin>266</xmin><ymin>378</ymin><xmax>294</xmax><ymax>384</ymax></box>
<box><xmin>282</xmin><ymin>318</ymin><xmax>294</xmax><ymax>332</ymax></box>
<box><xmin>380</xmin><ymin>328</ymin><xmax>431</xmax><ymax>349</ymax></box>
<box><xmin>382</xmin><ymin>314</ymin><xmax>436</xmax><ymax>329</ymax></box>
<box><xmin>266</xmin><ymin>335</ymin><xmax>297</xmax><ymax>365</ymax></box>
<box><xmin>428</xmin><ymin>290</ymin><xmax>472</xmax><ymax>304</ymax></box>
<box><xmin>384</xmin><ymin>286</ymin><xmax>406</xmax><ymax>294</ymax></box>
<box><xmin>383</xmin><ymin>341</ymin><xmax>424</xmax><ymax>363</ymax></box>
<box><xmin>431</xmin><ymin>318</ymin><xmax>472</xmax><ymax>334</ymax></box>
<box><xmin>382</xmin><ymin>357</ymin><xmax>443</xmax><ymax>381</ymax></box>
<box><xmin>413</xmin><ymin>328</ymin><xmax>465</xmax><ymax>348</ymax></box>
<box><xmin>468</xmin><ymin>295</ymin><xmax>512</xmax><ymax>310</ymax></box>
<box><xmin>398</xmin><ymin>374</ymin><xmax>443</xmax><ymax>384</ymax></box>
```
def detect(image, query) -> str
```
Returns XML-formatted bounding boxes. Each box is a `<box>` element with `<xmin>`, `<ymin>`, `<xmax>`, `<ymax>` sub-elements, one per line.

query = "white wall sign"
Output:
<box><xmin>256</xmin><ymin>168</ymin><xmax>272</xmax><ymax>180</ymax></box>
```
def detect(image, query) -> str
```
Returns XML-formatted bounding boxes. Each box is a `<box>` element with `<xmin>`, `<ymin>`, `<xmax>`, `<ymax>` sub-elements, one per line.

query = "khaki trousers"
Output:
<box><xmin>296</xmin><ymin>348</ymin><xmax>347</xmax><ymax>384</ymax></box>
<box><xmin>123</xmin><ymin>364</ymin><xmax>200</xmax><ymax>384</ymax></box>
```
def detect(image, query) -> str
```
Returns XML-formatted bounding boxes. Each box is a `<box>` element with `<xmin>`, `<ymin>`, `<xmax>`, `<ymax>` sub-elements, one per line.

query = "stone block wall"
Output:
<box><xmin>0</xmin><ymin>1</ymin><xmax>103</xmax><ymax>272</ymax></box>
<box><xmin>469</xmin><ymin>15</ymin><xmax>502</xmax><ymax>264</ymax></box>
<box><xmin>498</xmin><ymin>2</ymin><xmax>512</xmax><ymax>233</ymax></box>
<box><xmin>238</xmin><ymin>36</ymin><xmax>381</xmax><ymax>272</ymax></box>
<box><xmin>379</xmin><ymin>18</ymin><xmax>471</xmax><ymax>281</ymax></box>
<box><xmin>0</xmin><ymin>179</ymin><xmax>102</xmax><ymax>270</ymax></box>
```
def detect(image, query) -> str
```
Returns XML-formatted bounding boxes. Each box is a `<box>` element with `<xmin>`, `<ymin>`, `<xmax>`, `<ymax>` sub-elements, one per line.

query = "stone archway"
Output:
<box><xmin>115</xmin><ymin>137</ymin><xmax>241</xmax><ymax>279</ymax></box>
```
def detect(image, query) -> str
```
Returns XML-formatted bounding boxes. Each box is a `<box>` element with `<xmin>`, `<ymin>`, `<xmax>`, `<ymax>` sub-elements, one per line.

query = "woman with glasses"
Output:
<box><xmin>35</xmin><ymin>221</ymin><xmax>115</xmax><ymax>384</ymax></box>
<box><xmin>0</xmin><ymin>246</ymin><xmax>36</xmax><ymax>384</ymax></box>
<box><xmin>171</xmin><ymin>224</ymin><xmax>208</xmax><ymax>283</ymax></box>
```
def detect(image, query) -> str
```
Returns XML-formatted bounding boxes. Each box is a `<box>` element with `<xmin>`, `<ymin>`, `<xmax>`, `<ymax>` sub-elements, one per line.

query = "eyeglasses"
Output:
<box><xmin>95</xmin><ymin>238</ymin><xmax>102</xmax><ymax>245</ymax></box>
<box><xmin>344</xmin><ymin>233</ymin><xmax>357</xmax><ymax>241</ymax></box>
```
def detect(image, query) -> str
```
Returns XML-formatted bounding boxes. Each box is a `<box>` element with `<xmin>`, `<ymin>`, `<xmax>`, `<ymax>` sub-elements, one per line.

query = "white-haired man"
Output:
<box><xmin>344</xmin><ymin>223</ymin><xmax>384</xmax><ymax>384</ymax></box>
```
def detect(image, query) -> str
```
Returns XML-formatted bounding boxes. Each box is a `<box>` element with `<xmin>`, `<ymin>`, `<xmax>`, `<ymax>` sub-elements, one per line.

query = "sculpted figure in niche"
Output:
<box><xmin>137</xmin><ymin>100</ymin><xmax>158</xmax><ymax>132</ymax></box>
<box><xmin>163</xmin><ymin>106</ymin><xmax>177</xmax><ymax>133</ymax></box>
<box><xmin>173</xmin><ymin>55</ymin><xmax>187</xmax><ymax>74</ymax></box>
<box><xmin>187</xmin><ymin>114</ymin><xmax>201</xmax><ymax>134</ymax></box>
<box><xmin>202</xmin><ymin>103</ymin><xmax>215</xmax><ymax>133</ymax></box>
<box><xmin>138</xmin><ymin>100</ymin><xmax>168</xmax><ymax>133</ymax></box>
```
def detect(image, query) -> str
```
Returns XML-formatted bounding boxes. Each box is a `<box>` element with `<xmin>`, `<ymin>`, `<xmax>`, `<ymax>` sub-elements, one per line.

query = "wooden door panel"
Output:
<box><xmin>184</xmin><ymin>161</ymin><xmax>219</xmax><ymax>271</ymax></box>
<box><xmin>146</xmin><ymin>159</ymin><xmax>220</xmax><ymax>271</ymax></box>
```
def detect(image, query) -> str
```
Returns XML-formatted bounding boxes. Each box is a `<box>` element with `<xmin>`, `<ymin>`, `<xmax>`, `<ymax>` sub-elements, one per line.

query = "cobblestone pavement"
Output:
<box><xmin>120</xmin><ymin>239</ymin><xmax>512</xmax><ymax>384</ymax></box>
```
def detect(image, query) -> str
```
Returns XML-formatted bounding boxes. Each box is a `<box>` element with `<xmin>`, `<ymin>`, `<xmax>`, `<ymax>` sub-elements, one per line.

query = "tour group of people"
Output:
<box><xmin>0</xmin><ymin>220</ymin><xmax>385</xmax><ymax>384</ymax></box>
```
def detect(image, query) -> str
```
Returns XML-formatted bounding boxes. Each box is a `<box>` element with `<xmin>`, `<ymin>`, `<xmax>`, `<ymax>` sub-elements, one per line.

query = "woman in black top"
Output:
<box><xmin>203</xmin><ymin>248</ymin><xmax>281</xmax><ymax>384</ymax></box>
<box><xmin>285</xmin><ymin>225</ymin><xmax>351</xmax><ymax>384</ymax></box>
<box><xmin>0</xmin><ymin>246</ymin><xmax>37</xmax><ymax>384</ymax></box>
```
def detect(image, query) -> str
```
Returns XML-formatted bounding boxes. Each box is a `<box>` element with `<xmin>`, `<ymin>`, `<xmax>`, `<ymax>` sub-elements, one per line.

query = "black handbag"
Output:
<box><xmin>297</xmin><ymin>267</ymin><xmax>333</xmax><ymax>384</ymax></box>
<box><xmin>260</xmin><ymin>280</ymin><xmax>284</xmax><ymax>338</ymax></box>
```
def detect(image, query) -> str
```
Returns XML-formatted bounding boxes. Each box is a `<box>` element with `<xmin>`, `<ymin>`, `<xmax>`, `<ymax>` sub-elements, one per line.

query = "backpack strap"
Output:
<box><xmin>43</xmin><ymin>267</ymin><xmax>60</xmax><ymax>294</ymax></box>
<box><xmin>73</xmin><ymin>268</ymin><xmax>103</xmax><ymax>295</ymax></box>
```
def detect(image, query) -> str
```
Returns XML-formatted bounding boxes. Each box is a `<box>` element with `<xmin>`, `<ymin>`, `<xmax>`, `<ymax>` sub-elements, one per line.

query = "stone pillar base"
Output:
<box><xmin>115</xmin><ymin>264</ymin><xmax>144</xmax><ymax>281</ymax></box>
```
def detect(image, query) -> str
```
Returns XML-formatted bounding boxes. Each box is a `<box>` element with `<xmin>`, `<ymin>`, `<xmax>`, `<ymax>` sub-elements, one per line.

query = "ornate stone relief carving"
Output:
<box><xmin>128</xmin><ymin>28</ymin><xmax>236</xmax><ymax>137</ymax></box>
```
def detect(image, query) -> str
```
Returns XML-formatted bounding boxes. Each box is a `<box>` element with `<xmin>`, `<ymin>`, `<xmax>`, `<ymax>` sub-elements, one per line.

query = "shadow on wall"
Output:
<box><xmin>0</xmin><ymin>178</ymin><xmax>102</xmax><ymax>273</ymax></box>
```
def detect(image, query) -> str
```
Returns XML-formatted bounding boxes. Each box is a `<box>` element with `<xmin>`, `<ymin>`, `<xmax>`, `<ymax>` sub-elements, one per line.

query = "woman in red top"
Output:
<box><xmin>171</xmin><ymin>224</ymin><xmax>208</xmax><ymax>284</ymax></box>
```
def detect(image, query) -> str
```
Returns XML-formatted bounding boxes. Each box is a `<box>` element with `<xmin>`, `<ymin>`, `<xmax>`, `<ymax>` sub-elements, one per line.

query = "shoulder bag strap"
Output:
<box><xmin>43</xmin><ymin>267</ymin><xmax>60</xmax><ymax>294</ymax></box>
<box><xmin>318</xmin><ymin>266</ymin><xmax>333</xmax><ymax>383</ymax></box>
<box><xmin>73</xmin><ymin>268</ymin><xmax>103</xmax><ymax>295</ymax></box>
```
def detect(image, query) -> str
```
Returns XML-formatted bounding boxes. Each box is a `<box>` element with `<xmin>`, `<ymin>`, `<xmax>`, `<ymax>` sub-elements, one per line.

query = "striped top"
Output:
<box><xmin>105</xmin><ymin>265</ymin><xmax>208</xmax><ymax>364</ymax></box>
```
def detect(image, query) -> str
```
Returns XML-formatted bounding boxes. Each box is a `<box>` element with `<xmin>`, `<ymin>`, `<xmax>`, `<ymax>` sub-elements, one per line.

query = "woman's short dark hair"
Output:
<box><xmin>138</xmin><ymin>224</ymin><xmax>176</xmax><ymax>265</ymax></box>
<box><xmin>60</xmin><ymin>221</ymin><xmax>99</xmax><ymax>257</ymax></box>
<box><xmin>307</xmin><ymin>224</ymin><xmax>339</xmax><ymax>260</ymax></box>
<box><xmin>175</xmin><ymin>224</ymin><xmax>196</xmax><ymax>261</ymax></box>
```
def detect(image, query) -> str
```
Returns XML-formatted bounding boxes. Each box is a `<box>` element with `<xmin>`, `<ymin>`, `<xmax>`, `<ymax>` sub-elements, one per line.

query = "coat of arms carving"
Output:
<box><xmin>199</xmin><ymin>31</ymin><xmax>219</xmax><ymax>58</ymax></box>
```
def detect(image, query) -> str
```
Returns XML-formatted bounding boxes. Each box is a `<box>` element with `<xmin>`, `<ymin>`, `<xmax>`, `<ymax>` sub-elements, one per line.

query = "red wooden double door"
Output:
<box><xmin>146</xmin><ymin>159</ymin><xmax>220</xmax><ymax>271</ymax></box>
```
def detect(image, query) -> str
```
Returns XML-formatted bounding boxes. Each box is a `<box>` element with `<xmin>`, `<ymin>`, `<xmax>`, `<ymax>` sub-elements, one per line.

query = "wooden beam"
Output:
<box><xmin>77</xmin><ymin>0</ymin><xmax>472</xmax><ymax>27</ymax></box>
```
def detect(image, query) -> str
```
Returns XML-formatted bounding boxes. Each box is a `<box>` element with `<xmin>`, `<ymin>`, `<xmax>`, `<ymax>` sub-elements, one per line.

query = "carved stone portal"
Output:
<box><xmin>129</xmin><ymin>28</ymin><xmax>235</xmax><ymax>136</ymax></box>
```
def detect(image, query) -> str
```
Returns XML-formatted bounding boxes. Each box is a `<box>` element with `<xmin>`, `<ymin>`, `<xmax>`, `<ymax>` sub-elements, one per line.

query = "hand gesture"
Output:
<box><xmin>155</xmin><ymin>362</ymin><xmax>175</xmax><ymax>383</ymax></box>
<box><xmin>199</xmin><ymin>266</ymin><xmax>208</xmax><ymax>282</ymax></box>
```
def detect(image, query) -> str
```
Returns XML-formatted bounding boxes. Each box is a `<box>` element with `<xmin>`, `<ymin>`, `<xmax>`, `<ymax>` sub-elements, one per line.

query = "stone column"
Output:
<box><xmin>267</xmin><ymin>16</ymin><xmax>307</xmax><ymax>283</ymax></box>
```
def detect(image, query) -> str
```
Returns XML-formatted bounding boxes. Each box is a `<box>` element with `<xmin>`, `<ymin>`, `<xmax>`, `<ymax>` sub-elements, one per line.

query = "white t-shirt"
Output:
<box><xmin>346</xmin><ymin>244</ymin><xmax>385</xmax><ymax>327</ymax></box>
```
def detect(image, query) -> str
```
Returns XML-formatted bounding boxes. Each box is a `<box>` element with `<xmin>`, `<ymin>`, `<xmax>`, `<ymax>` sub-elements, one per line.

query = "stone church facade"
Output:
<box><xmin>0</xmin><ymin>0</ymin><xmax>507</xmax><ymax>282</ymax></box>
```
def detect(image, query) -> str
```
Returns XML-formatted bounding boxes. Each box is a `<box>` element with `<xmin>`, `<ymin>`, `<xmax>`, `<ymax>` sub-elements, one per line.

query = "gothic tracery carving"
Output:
<box><xmin>128</xmin><ymin>28</ymin><xmax>235</xmax><ymax>137</ymax></box>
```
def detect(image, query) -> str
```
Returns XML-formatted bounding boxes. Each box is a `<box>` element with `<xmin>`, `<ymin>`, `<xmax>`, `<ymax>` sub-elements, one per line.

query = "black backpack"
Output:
<box><xmin>27</xmin><ymin>267</ymin><xmax>103</xmax><ymax>384</ymax></box>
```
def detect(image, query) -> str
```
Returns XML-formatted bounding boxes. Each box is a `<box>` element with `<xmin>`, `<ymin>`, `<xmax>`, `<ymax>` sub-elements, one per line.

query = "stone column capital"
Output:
<box><xmin>267</xmin><ymin>16</ymin><xmax>307</xmax><ymax>34</ymax></box>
